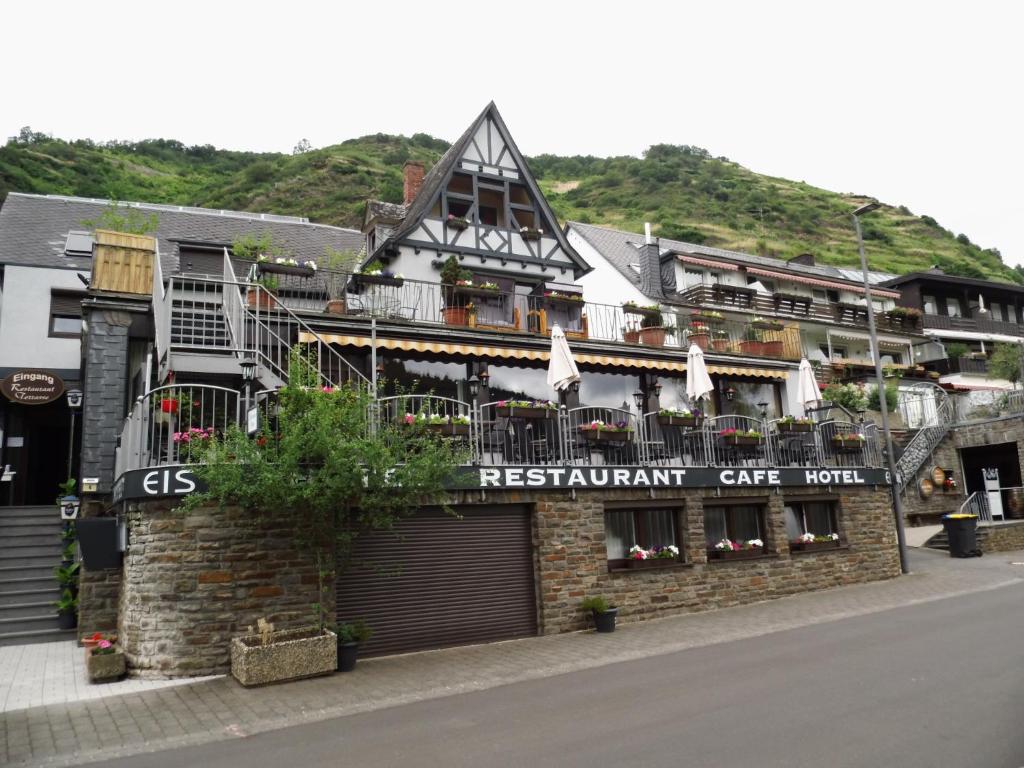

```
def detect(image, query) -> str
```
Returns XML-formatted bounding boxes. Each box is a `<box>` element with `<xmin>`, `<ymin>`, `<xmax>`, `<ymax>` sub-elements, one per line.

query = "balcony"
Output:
<box><xmin>115</xmin><ymin>386</ymin><xmax>886</xmax><ymax>482</ymax></box>
<box><xmin>926</xmin><ymin>356</ymin><xmax>990</xmax><ymax>376</ymax></box>
<box><xmin>921</xmin><ymin>313</ymin><xmax>1023</xmax><ymax>336</ymax></box>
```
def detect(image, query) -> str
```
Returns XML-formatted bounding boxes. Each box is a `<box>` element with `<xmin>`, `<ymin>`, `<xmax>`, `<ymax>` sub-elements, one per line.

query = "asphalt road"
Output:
<box><xmin>93</xmin><ymin>582</ymin><xmax>1024</xmax><ymax>768</ymax></box>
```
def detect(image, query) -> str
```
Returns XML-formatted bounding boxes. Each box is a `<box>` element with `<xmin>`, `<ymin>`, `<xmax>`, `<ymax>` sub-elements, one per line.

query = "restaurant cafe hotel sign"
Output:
<box><xmin>115</xmin><ymin>464</ymin><xmax>890</xmax><ymax>502</ymax></box>
<box><xmin>0</xmin><ymin>370</ymin><xmax>65</xmax><ymax>405</ymax></box>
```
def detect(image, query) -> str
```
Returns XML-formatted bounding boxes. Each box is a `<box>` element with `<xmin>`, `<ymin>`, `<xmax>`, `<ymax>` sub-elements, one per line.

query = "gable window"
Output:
<box><xmin>477</xmin><ymin>186</ymin><xmax>505</xmax><ymax>227</ymax></box>
<box><xmin>784</xmin><ymin>500</ymin><xmax>840</xmax><ymax>543</ymax></box>
<box><xmin>605</xmin><ymin>505</ymin><xmax>681</xmax><ymax>566</ymax></box>
<box><xmin>703</xmin><ymin>502</ymin><xmax>765</xmax><ymax>549</ymax></box>
<box><xmin>50</xmin><ymin>291</ymin><xmax>85</xmax><ymax>338</ymax></box>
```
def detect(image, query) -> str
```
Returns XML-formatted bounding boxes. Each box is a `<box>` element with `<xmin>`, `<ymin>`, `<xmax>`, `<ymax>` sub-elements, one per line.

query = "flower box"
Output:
<box><xmin>691</xmin><ymin>311</ymin><xmax>724</xmax><ymax>323</ymax></box>
<box><xmin>622</xmin><ymin>303</ymin><xmax>662</xmax><ymax>320</ymax></box>
<box><xmin>657</xmin><ymin>414</ymin><xmax>701</xmax><ymax>428</ymax></box>
<box><xmin>446</xmin><ymin>216</ymin><xmax>470</xmax><ymax>231</ymax></box>
<box><xmin>542</xmin><ymin>293</ymin><xmax>585</xmax><ymax>305</ymax></box>
<box><xmin>425</xmin><ymin>423</ymin><xmax>470</xmax><ymax>436</ymax></box>
<box><xmin>495</xmin><ymin>406</ymin><xmax>555</xmax><ymax>420</ymax></box>
<box><xmin>230</xmin><ymin>627</ymin><xmax>337</xmax><ymax>687</ymax></box>
<box><xmin>722</xmin><ymin>435</ymin><xmax>764</xmax><ymax>447</ymax></box>
<box><xmin>86</xmin><ymin>647</ymin><xmax>126</xmax><ymax>683</ymax></box>
<box><xmin>750</xmin><ymin>320</ymin><xmax>784</xmax><ymax>331</ymax></box>
<box><xmin>708</xmin><ymin>548</ymin><xmax>764</xmax><ymax>561</ymax></box>
<box><xmin>626</xmin><ymin>557</ymin><xmax>678</xmax><ymax>568</ymax></box>
<box><xmin>831</xmin><ymin>436</ymin><xmax>864</xmax><ymax>454</ymax></box>
<box><xmin>778</xmin><ymin>421</ymin><xmax>813</xmax><ymax>433</ymax></box>
<box><xmin>790</xmin><ymin>540</ymin><xmax>842</xmax><ymax>552</ymax></box>
<box><xmin>454</xmin><ymin>284</ymin><xmax>502</xmax><ymax>298</ymax></box>
<box><xmin>355</xmin><ymin>273</ymin><xmax>404</xmax><ymax>287</ymax></box>
<box><xmin>258</xmin><ymin>262</ymin><xmax>315</xmax><ymax>278</ymax></box>
<box><xmin>519</xmin><ymin>227</ymin><xmax>543</xmax><ymax>241</ymax></box>
<box><xmin>580</xmin><ymin>428</ymin><xmax>633</xmax><ymax>443</ymax></box>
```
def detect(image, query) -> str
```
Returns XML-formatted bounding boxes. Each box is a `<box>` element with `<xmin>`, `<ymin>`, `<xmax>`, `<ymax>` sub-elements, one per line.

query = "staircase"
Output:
<box><xmin>0</xmin><ymin>506</ymin><xmax>72</xmax><ymax>646</ymax></box>
<box><xmin>895</xmin><ymin>396</ymin><xmax>953</xmax><ymax>492</ymax></box>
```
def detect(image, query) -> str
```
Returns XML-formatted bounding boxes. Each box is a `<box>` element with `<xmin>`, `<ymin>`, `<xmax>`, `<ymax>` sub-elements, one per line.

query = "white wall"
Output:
<box><xmin>567</xmin><ymin>228</ymin><xmax>648</xmax><ymax>308</ymax></box>
<box><xmin>0</xmin><ymin>266</ymin><xmax>85</xmax><ymax>373</ymax></box>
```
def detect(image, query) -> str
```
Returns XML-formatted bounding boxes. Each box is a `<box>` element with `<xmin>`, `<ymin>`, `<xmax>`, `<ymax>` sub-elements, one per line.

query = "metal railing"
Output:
<box><xmin>115</xmin><ymin>384</ymin><xmax>241</xmax><ymax>474</ymax></box>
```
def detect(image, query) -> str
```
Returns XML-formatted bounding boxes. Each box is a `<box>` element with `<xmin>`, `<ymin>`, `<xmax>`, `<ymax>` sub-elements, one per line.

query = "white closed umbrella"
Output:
<box><xmin>547</xmin><ymin>324</ymin><xmax>580</xmax><ymax>392</ymax></box>
<box><xmin>686</xmin><ymin>344</ymin><xmax>714</xmax><ymax>404</ymax></box>
<box><xmin>797</xmin><ymin>358</ymin><xmax>822</xmax><ymax>415</ymax></box>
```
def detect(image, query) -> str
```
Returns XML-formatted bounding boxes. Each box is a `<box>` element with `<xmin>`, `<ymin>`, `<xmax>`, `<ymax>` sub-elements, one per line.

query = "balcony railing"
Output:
<box><xmin>922</xmin><ymin>313</ymin><xmax>1024</xmax><ymax>336</ymax></box>
<box><xmin>926</xmin><ymin>356</ymin><xmax>990</xmax><ymax>376</ymax></box>
<box><xmin>115</xmin><ymin>388</ymin><xmax>884</xmax><ymax>475</ymax></box>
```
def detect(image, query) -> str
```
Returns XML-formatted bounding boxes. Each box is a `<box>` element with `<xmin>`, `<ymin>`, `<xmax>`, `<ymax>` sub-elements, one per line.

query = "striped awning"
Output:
<box><xmin>678</xmin><ymin>254</ymin><xmax>739</xmax><ymax>271</ymax></box>
<box><xmin>746</xmin><ymin>266</ymin><xmax>901</xmax><ymax>298</ymax></box>
<box><xmin>300</xmin><ymin>332</ymin><xmax>787</xmax><ymax>379</ymax></box>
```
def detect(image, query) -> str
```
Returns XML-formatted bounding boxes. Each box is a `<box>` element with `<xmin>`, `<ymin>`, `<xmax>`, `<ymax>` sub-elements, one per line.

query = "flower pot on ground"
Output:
<box><xmin>581</xmin><ymin>596</ymin><xmax>617</xmax><ymax>633</ymax></box>
<box><xmin>231</xmin><ymin>625</ymin><xmax>337</xmax><ymax>687</ymax></box>
<box><xmin>86</xmin><ymin>637</ymin><xmax>125</xmax><ymax>683</ymax></box>
<box><xmin>335</xmin><ymin>620</ymin><xmax>372</xmax><ymax>672</ymax></box>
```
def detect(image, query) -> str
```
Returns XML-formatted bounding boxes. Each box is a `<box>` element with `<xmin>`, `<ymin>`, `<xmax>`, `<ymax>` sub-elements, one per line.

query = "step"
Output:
<box><xmin>0</xmin><ymin>601</ymin><xmax>56</xmax><ymax>619</ymax></box>
<box><xmin>0</xmin><ymin>586</ymin><xmax>61</xmax><ymax>606</ymax></box>
<box><xmin>0</xmin><ymin>627</ymin><xmax>77</xmax><ymax>647</ymax></box>
<box><xmin>0</xmin><ymin>554</ymin><xmax>62</xmax><ymax>568</ymax></box>
<box><xmin>0</xmin><ymin>531</ymin><xmax>64</xmax><ymax>547</ymax></box>
<box><xmin>0</xmin><ymin>614</ymin><xmax>63</xmax><ymax>634</ymax></box>
<box><xmin>0</xmin><ymin>517</ymin><xmax>63</xmax><ymax>530</ymax></box>
<box><xmin>0</xmin><ymin>543</ymin><xmax>63</xmax><ymax>558</ymax></box>
<box><xmin>0</xmin><ymin>564</ymin><xmax>58</xmax><ymax>580</ymax></box>
<box><xmin>0</xmin><ymin>506</ymin><xmax>60</xmax><ymax>519</ymax></box>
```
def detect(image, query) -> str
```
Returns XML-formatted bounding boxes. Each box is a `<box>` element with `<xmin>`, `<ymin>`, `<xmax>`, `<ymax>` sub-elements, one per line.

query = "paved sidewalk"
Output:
<box><xmin>3</xmin><ymin>548</ymin><xmax>1023</xmax><ymax>768</ymax></box>
<box><xmin>0</xmin><ymin>641</ymin><xmax>217</xmax><ymax>714</ymax></box>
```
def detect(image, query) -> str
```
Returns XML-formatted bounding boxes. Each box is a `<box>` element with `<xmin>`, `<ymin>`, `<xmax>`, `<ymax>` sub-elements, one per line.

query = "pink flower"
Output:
<box><xmin>98</xmin><ymin>639</ymin><xmax>112</xmax><ymax>649</ymax></box>
<box><xmin>322</xmin><ymin>386</ymin><xmax>334</xmax><ymax>393</ymax></box>
<box><xmin>404</xmin><ymin>413</ymin><xmax>415</xmax><ymax>425</ymax></box>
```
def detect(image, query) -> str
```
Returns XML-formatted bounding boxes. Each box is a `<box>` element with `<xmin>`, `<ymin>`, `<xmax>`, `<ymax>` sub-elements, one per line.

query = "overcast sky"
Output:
<box><xmin>6</xmin><ymin>1</ymin><xmax>1022</xmax><ymax>265</ymax></box>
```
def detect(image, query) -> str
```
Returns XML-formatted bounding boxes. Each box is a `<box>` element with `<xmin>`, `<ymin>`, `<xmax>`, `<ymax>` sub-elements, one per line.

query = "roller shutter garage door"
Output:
<box><xmin>336</xmin><ymin>505</ymin><xmax>537</xmax><ymax>656</ymax></box>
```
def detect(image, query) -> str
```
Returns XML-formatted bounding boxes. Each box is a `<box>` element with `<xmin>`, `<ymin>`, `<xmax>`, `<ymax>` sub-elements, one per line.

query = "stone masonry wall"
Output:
<box><xmin>76</xmin><ymin>500</ymin><xmax>122</xmax><ymax>641</ymax></box>
<box><xmin>119</xmin><ymin>500</ymin><xmax>322</xmax><ymax>678</ymax></box>
<box><xmin>982</xmin><ymin>521</ymin><xmax>1024</xmax><ymax>553</ymax></box>
<box><xmin>519</xmin><ymin>485</ymin><xmax>900</xmax><ymax>634</ymax></box>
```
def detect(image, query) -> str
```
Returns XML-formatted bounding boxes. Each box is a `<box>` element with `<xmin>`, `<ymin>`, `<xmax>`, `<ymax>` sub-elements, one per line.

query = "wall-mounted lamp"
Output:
<box><xmin>66</xmin><ymin>389</ymin><xmax>83</xmax><ymax>410</ymax></box>
<box><xmin>570</xmin><ymin>380</ymin><xmax>581</xmax><ymax>394</ymax></box>
<box><xmin>468</xmin><ymin>375</ymin><xmax>480</xmax><ymax>399</ymax></box>
<box><xmin>757</xmin><ymin>401</ymin><xmax>769</xmax><ymax>418</ymax></box>
<box><xmin>479</xmin><ymin>369</ymin><xmax>490</xmax><ymax>387</ymax></box>
<box><xmin>724</xmin><ymin>386</ymin><xmax>736</xmax><ymax>402</ymax></box>
<box><xmin>651</xmin><ymin>380</ymin><xmax>662</xmax><ymax>398</ymax></box>
<box><xmin>632</xmin><ymin>389</ymin><xmax>645</xmax><ymax>410</ymax></box>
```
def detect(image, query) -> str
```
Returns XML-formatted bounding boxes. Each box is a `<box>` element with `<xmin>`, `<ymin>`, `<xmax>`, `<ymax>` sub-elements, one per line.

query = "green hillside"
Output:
<box><xmin>1</xmin><ymin>127</ymin><xmax>1018</xmax><ymax>284</ymax></box>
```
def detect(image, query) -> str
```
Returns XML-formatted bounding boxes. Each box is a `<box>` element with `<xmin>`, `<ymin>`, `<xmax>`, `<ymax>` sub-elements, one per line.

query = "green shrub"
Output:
<box><xmin>822</xmin><ymin>383</ymin><xmax>868</xmax><ymax>413</ymax></box>
<box><xmin>867</xmin><ymin>382</ymin><xmax>898</xmax><ymax>412</ymax></box>
<box><xmin>945</xmin><ymin>342</ymin><xmax>969</xmax><ymax>359</ymax></box>
<box><xmin>581</xmin><ymin>596</ymin><xmax>610</xmax><ymax>614</ymax></box>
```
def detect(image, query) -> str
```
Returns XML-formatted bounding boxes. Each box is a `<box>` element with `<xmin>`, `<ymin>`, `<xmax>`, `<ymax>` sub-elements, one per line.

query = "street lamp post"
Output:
<box><xmin>853</xmin><ymin>202</ymin><xmax>909</xmax><ymax>574</ymax></box>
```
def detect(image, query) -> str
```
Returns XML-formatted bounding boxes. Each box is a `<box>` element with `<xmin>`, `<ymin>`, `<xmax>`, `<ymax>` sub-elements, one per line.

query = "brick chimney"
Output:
<box><xmin>403</xmin><ymin>162</ymin><xmax>425</xmax><ymax>206</ymax></box>
<box><xmin>640</xmin><ymin>222</ymin><xmax>665</xmax><ymax>300</ymax></box>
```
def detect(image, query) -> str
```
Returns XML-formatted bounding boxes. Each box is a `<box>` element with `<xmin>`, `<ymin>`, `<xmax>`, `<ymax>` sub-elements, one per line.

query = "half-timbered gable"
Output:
<box><xmin>369</xmin><ymin>102</ymin><xmax>590</xmax><ymax>284</ymax></box>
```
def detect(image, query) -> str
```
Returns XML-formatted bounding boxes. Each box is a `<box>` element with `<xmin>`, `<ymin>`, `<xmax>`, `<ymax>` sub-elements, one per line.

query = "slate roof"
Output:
<box><xmin>373</xmin><ymin>102</ymin><xmax>591</xmax><ymax>276</ymax></box>
<box><xmin>568</xmin><ymin>221</ymin><xmax>897</xmax><ymax>297</ymax></box>
<box><xmin>0</xmin><ymin>193</ymin><xmax>365</xmax><ymax>273</ymax></box>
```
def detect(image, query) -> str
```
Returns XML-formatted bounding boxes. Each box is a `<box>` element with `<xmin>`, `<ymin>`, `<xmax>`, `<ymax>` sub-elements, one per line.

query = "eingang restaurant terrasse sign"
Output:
<box><xmin>114</xmin><ymin>464</ymin><xmax>890</xmax><ymax>502</ymax></box>
<box><xmin>0</xmin><ymin>370</ymin><xmax>64</xmax><ymax>405</ymax></box>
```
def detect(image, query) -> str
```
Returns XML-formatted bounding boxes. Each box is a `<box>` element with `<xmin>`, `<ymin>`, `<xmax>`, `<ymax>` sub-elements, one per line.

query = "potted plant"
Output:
<box><xmin>626</xmin><ymin>544</ymin><xmax>680</xmax><ymax>568</ymax></box>
<box><xmin>324</xmin><ymin>247</ymin><xmax>356</xmax><ymax>315</ymax></box>
<box><xmin>579</xmin><ymin>420</ymin><xmax>633</xmax><ymax>443</ymax></box>
<box><xmin>712</xmin><ymin>329</ymin><xmax>730</xmax><ymax>352</ymax></box>
<box><xmin>622</xmin><ymin>325</ymin><xmax>641</xmax><ymax>344</ymax></box>
<box><xmin>55</xmin><ymin>589</ymin><xmax>77</xmax><ymax>630</ymax></box>
<box><xmin>708</xmin><ymin>538</ymin><xmax>765</xmax><ymax>560</ymax></box>
<box><xmin>336</xmin><ymin>620</ymin><xmax>373</xmax><ymax>672</ymax></box>
<box><xmin>440</xmin><ymin>256</ymin><xmax>472</xmax><ymax>325</ymax></box>
<box><xmin>776</xmin><ymin>416</ymin><xmax>814</xmax><ymax>433</ymax></box>
<box><xmin>581</xmin><ymin>596</ymin><xmax>618</xmax><ymax>633</ymax></box>
<box><xmin>657</xmin><ymin>408</ymin><xmax>701</xmax><ymax>428</ymax></box>
<box><xmin>257</xmin><ymin>254</ymin><xmax>316</xmax><ymax>278</ymax></box>
<box><xmin>622</xmin><ymin>301</ymin><xmax>662</xmax><ymax>320</ymax></box>
<box><xmin>494</xmin><ymin>400</ymin><xmax>558</xmax><ymax>419</ymax></box>
<box><xmin>831</xmin><ymin>432</ymin><xmax>865</xmax><ymax>453</ymax></box>
<box><xmin>402</xmin><ymin>413</ymin><xmax>471</xmax><ymax>436</ymax></box>
<box><xmin>86</xmin><ymin>635</ymin><xmax>126</xmax><ymax>683</ymax></box>
<box><xmin>739</xmin><ymin>325</ymin><xmax>764</xmax><ymax>356</ymax></box>
<box><xmin>790</xmin><ymin>532</ymin><xmax>841</xmax><ymax>552</ymax></box>
<box><xmin>231</xmin><ymin>617</ymin><xmax>337</xmax><ymax>687</ymax></box>
<box><xmin>691</xmin><ymin>309</ymin><xmax>724</xmax><ymax>324</ymax></box>
<box><xmin>885</xmin><ymin>306</ymin><xmax>922</xmax><ymax>328</ymax></box>
<box><xmin>246</xmin><ymin>274</ymin><xmax>279</xmax><ymax>310</ymax></box>
<box><xmin>356</xmin><ymin>260</ymin><xmax>404</xmax><ymax>287</ymax></box>
<box><xmin>749</xmin><ymin>316</ymin><xmax>784</xmax><ymax>331</ymax></box>
<box><xmin>465</xmin><ymin>302</ymin><xmax>478</xmax><ymax>328</ymax></box>
<box><xmin>446</xmin><ymin>213</ymin><xmax>470</xmax><ymax>231</ymax></box>
<box><xmin>541</xmin><ymin>289</ymin><xmax>584</xmax><ymax>304</ymax></box>
<box><xmin>687</xmin><ymin>320</ymin><xmax>711</xmax><ymax>350</ymax></box>
<box><xmin>720</xmin><ymin>428</ymin><xmax>764</xmax><ymax>446</ymax></box>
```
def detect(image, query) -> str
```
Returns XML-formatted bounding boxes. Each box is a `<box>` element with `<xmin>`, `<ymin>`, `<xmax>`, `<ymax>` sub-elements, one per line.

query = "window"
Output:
<box><xmin>946</xmin><ymin>297</ymin><xmax>962</xmax><ymax>318</ymax></box>
<box><xmin>818</xmin><ymin>344</ymin><xmax>846</xmax><ymax>361</ymax></box>
<box><xmin>783</xmin><ymin>500</ymin><xmax>839</xmax><ymax>542</ymax></box>
<box><xmin>703</xmin><ymin>503</ymin><xmax>764</xmax><ymax>548</ymax></box>
<box><xmin>49</xmin><ymin>291</ymin><xmax>85</xmax><ymax>338</ymax></box>
<box><xmin>812</xmin><ymin>289</ymin><xmax>828</xmax><ymax>303</ymax></box>
<box><xmin>923</xmin><ymin>295</ymin><xmax>938</xmax><ymax>315</ymax></box>
<box><xmin>605</xmin><ymin>506</ymin><xmax>680</xmax><ymax>563</ymax></box>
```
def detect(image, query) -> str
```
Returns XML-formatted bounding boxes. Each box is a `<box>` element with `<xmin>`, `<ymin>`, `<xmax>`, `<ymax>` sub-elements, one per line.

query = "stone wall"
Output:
<box><xmin>119</xmin><ymin>500</ymin><xmax>322</xmax><ymax>678</ymax></box>
<box><xmin>76</xmin><ymin>501</ymin><xmax>122</xmax><ymax>641</ymax></box>
<box><xmin>982</xmin><ymin>521</ymin><xmax>1024</xmax><ymax>553</ymax></box>
<box><xmin>899</xmin><ymin>437</ymin><xmax>963</xmax><ymax>525</ymax></box>
<box><xmin>521</xmin><ymin>485</ymin><xmax>900</xmax><ymax>634</ymax></box>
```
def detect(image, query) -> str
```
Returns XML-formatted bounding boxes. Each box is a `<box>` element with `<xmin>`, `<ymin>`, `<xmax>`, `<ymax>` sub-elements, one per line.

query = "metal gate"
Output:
<box><xmin>335</xmin><ymin>505</ymin><xmax>537</xmax><ymax>656</ymax></box>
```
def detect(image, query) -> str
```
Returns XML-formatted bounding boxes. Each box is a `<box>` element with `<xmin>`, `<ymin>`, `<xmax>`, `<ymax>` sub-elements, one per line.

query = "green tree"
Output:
<box><xmin>988</xmin><ymin>343</ymin><xmax>1024</xmax><ymax>387</ymax></box>
<box><xmin>184</xmin><ymin>350</ymin><xmax>466</xmax><ymax>630</ymax></box>
<box><xmin>81</xmin><ymin>201</ymin><xmax>158</xmax><ymax>235</ymax></box>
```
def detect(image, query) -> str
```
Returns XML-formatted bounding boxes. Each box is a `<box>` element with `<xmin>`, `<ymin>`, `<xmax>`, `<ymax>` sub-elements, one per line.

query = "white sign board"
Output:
<box><xmin>247</xmin><ymin>406</ymin><xmax>260</xmax><ymax>436</ymax></box>
<box><xmin>983</xmin><ymin>468</ymin><xmax>1004</xmax><ymax>521</ymax></box>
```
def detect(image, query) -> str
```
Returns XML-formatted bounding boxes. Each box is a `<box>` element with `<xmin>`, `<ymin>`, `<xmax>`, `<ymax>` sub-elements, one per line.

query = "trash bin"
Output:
<box><xmin>943</xmin><ymin>514</ymin><xmax>981</xmax><ymax>558</ymax></box>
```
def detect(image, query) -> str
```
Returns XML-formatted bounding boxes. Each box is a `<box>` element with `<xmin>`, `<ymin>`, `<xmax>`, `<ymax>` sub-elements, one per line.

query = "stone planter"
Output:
<box><xmin>231</xmin><ymin>627</ymin><xmax>337</xmax><ymax>687</ymax></box>
<box><xmin>87</xmin><ymin>648</ymin><xmax>126</xmax><ymax>683</ymax></box>
<box><xmin>708</xmin><ymin>548</ymin><xmax>764</xmax><ymax>561</ymax></box>
<box><xmin>790</xmin><ymin>540</ymin><xmax>841</xmax><ymax>553</ymax></box>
